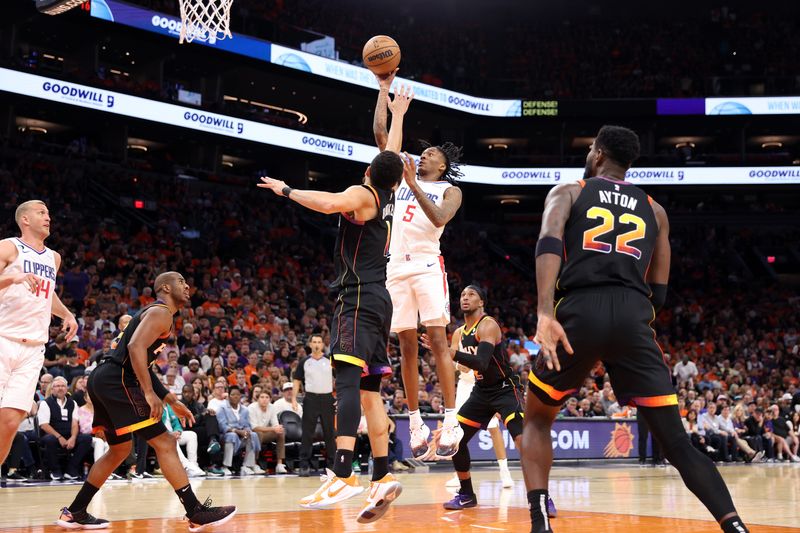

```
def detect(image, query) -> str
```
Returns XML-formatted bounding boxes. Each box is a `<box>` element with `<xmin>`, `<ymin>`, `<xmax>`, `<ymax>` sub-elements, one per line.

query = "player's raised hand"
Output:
<box><xmin>62</xmin><ymin>313</ymin><xmax>79</xmax><ymax>342</ymax></box>
<box><xmin>387</xmin><ymin>84</ymin><xmax>414</xmax><ymax>116</ymax></box>
<box><xmin>401</xmin><ymin>152</ymin><xmax>417</xmax><ymax>186</ymax></box>
<box><xmin>258</xmin><ymin>176</ymin><xmax>289</xmax><ymax>196</ymax></box>
<box><xmin>14</xmin><ymin>272</ymin><xmax>39</xmax><ymax>293</ymax></box>
<box><xmin>375</xmin><ymin>67</ymin><xmax>399</xmax><ymax>91</ymax></box>
<box><xmin>533</xmin><ymin>314</ymin><xmax>573</xmax><ymax>372</ymax></box>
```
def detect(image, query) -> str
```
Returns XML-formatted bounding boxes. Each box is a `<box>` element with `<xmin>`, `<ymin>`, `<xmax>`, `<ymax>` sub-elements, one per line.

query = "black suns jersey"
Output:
<box><xmin>556</xmin><ymin>177</ymin><xmax>658</xmax><ymax>298</ymax></box>
<box><xmin>331</xmin><ymin>184</ymin><xmax>394</xmax><ymax>289</ymax></box>
<box><xmin>106</xmin><ymin>301</ymin><xmax>173</xmax><ymax>370</ymax></box>
<box><xmin>458</xmin><ymin>315</ymin><xmax>513</xmax><ymax>389</ymax></box>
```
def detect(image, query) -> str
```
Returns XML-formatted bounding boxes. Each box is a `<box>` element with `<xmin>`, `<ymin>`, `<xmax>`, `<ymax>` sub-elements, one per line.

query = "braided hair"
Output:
<box><xmin>419</xmin><ymin>140</ymin><xmax>464</xmax><ymax>184</ymax></box>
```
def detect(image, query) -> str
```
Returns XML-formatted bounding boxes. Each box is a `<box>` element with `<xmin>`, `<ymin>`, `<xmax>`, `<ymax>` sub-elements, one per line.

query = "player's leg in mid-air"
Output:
<box><xmin>302</xmin><ymin>284</ymin><xmax>402</xmax><ymax>524</ymax></box>
<box><xmin>423</xmin><ymin>324</ymin><xmax>461</xmax><ymax>456</ymax></box>
<box><xmin>356</xmin><ymin>379</ymin><xmax>403</xmax><ymax>524</ymax></box>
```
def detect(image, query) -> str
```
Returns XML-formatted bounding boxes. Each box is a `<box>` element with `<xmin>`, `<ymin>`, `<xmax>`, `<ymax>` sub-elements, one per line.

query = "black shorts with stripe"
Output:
<box><xmin>458</xmin><ymin>375</ymin><xmax>525</xmax><ymax>438</ymax></box>
<box><xmin>528</xmin><ymin>288</ymin><xmax>677</xmax><ymax>408</ymax></box>
<box><xmin>87</xmin><ymin>358</ymin><xmax>167</xmax><ymax>445</ymax></box>
<box><xmin>330</xmin><ymin>282</ymin><xmax>393</xmax><ymax>380</ymax></box>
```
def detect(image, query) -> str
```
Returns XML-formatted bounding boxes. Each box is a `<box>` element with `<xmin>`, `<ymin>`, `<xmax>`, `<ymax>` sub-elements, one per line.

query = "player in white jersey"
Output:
<box><xmin>0</xmin><ymin>200</ymin><xmax>77</xmax><ymax>466</ymax></box>
<box><xmin>373</xmin><ymin>71</ymin><xmax>464</xmax><ymax>458</ymax></box>
<box><xmin>444</xmin><ymin>363</ymin><xmax>514</xmax><ymax>489</ymax></box>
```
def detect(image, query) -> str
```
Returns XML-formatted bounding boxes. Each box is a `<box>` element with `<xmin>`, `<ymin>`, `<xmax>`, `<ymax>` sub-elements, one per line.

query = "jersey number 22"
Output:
<box><xmin>582</xmin><ymin>206</ymin><xmax>646</xmax><ymax>260</ymax></box>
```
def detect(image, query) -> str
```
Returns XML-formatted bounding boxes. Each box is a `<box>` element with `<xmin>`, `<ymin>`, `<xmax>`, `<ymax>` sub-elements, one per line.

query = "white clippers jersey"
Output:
<box><xmin>0</xmin><ymin>238</ymin><xmax>57</xmax><ymax>344</ymax></box>
<box><xmin>389</xmin><ymin>179</ymin><xmax>453</xmax><ymax>260</ymax></box>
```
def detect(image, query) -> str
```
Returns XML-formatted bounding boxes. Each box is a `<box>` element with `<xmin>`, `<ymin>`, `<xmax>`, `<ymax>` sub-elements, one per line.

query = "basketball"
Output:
<box><xmin>362</xmin><ymin>35</ymin><xmax>401</xmax><ymax>76</ymax></box>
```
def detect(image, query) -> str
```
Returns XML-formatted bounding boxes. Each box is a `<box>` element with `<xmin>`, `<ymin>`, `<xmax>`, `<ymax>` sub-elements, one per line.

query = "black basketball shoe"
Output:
<box><xmin>186</xmin><ymin>497</ymin><xmax>237</xmax><ymax>532</ymax></box>
<box><xmin>55</xmin><ymin>507</ymin><xmax>110</xmax><ymax>529</ymax></box>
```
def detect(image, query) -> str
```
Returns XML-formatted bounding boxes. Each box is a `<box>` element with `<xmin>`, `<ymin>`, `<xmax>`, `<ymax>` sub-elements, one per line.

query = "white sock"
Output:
<box><xmin>444</xmin><ymin>408</ymin><xmax>457</xmax><ymax>426</ymax></box>
<box><xmin>409</xmin><ymin>410</ymin><xmax>422</xmax><ymax>427</ymax></box>
<box><xmin>498</xmin><ymin>458</ymin><xmax>509</xmax><ymax>472</ymax></box>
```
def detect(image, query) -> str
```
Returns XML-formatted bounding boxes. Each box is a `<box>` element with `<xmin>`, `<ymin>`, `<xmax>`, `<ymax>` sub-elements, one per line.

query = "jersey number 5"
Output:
<box><xmin>582</xmin><ymin>207</ymin><xmax>646</xmax><ymax>260</ymax></box>
<box><xmin>402</xmin><ymin>204</ymin><xmax>417</xmax><ymax>222</ymax></box>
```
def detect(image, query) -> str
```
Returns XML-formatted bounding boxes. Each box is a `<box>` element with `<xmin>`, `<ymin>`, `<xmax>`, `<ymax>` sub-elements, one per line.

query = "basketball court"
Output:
<box><xmin>3</xmin><ymin>463</ymin><xmax>798</xmax><ymax>531</ymax></box>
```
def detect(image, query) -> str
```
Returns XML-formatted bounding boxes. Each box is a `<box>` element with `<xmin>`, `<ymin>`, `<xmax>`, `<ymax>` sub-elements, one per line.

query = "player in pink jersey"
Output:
<box><xmin>0</xmin><ymin>200</ymin><xmax>78</xmax><ymax>466</ymax></box>
<box><xmin>373</xmin><ymin>71</ymin><xmax>465</xmax><ymax>458</ymax></box>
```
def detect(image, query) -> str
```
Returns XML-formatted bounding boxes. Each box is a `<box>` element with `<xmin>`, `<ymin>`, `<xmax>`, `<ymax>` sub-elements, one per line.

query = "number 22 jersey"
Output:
<box><xmin>556</xmin><ymin>177</ymin><xmax>658</xmax><ymax>298</ymax></box>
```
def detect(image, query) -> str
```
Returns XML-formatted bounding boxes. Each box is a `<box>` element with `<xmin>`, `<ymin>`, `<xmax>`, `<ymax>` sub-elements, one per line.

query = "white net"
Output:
<box><xmin>178</xmin><ymin>0</ymin><xmax>234</xmax><ymax>44</ymax></box>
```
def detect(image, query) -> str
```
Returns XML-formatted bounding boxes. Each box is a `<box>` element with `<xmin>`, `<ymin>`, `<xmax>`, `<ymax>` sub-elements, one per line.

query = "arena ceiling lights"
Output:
<box><xmin>3</xmin><ymin>67</ymin><xmax>800</xmax><ymax>186</ymax></box>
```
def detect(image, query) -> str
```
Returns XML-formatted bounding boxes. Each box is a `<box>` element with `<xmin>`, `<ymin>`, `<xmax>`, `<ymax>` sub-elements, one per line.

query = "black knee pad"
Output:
<box><xmin>334</xmin><ymin>363</ymin><xmax>363</xmax><ymax>438</ymax></box>
<box><xmin>360</xmin><ymin>374</ymin><xmax>381</xmax><ymax>392</ymax></box>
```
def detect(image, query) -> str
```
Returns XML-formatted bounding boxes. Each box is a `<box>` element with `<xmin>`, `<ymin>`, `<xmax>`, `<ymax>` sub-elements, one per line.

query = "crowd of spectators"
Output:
<box><xmin>1</xmin><ymin>135</ymin><xmax>799</xmax><ymax>481</ymax></box>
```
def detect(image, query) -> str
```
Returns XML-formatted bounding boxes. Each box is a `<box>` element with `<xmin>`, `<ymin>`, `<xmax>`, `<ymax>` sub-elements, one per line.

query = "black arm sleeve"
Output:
<box><xmin>453</xmin><ymin>341</ymin><xmax>495</xmax><ymax>373</ymax></box>
<box><xmin>149</xmin><ymin>368</ymin><xmax>170</xmax><ymax>400</ymax></box>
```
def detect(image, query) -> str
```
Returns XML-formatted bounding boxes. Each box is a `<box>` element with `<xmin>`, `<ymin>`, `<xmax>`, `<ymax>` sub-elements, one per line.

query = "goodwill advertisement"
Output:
<box><xmin>3</xmin><ymin>67</ymin><xmax>800</xmax><ymax>186</ymax></box>
<box><xmin>269</xmin><ymin>44</ymin><xmax>522</xmax><ymax>117</ymax></box>
<box><xmin>90</xmin><ymin>0</ymin><xmax>520</xmax><ymax>117</ymax></box>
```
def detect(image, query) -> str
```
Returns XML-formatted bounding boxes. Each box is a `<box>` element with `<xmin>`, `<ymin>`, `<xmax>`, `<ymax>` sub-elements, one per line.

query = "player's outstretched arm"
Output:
<box><xmin>373</xmin><ymin>68</ymin><xmax>398</xmax><ymax>150</ymax></box>
<box><xmin>128</xmin><ymin>306</ymin><xmax>174</xmax><ymax>420</ymax></box>
<box><xmin>258</xmin><ymin>178</ymin><xmax>375</xmax><ymax>216</ymax></box>
<box><xmin>401</xmin><ymin>152</ymin><xmax>462</xmax><ymax>227</ymax></box>
<box><xmin>385</xmin><ymin>84</ymin><xmax>414</xmax><ymax>153</ymax></box>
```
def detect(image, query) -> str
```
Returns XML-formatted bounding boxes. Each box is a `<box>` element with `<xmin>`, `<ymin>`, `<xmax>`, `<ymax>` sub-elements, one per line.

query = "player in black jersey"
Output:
<box><xmin>257</xmin><ymin>85</ymin><xmax>411</xmax><ymax>525</ymax></box>
<box><xmin>56</xmin><ymin>272</ymin><xmax>236</xmax><ymax>531</ymax></box>
<box><xmin>422</xmin><ymin>285</ymin><xmax>555</xmax><ymax>514</ymax></box>
<box><xmin>521</xmin><ymin>126</ymin><xmax>749</xmax><ymax>533</ymax></box>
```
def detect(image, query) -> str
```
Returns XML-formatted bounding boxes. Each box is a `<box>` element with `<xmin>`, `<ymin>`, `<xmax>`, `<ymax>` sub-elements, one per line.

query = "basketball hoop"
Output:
<box><xmin>177</xmin><ymin>0</ymin><xmax>234</xmax><ymax>44</ymax></box>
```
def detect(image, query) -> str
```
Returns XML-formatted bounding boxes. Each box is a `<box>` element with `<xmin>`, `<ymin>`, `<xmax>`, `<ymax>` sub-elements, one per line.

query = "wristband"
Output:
<box><xmin>281</xmin><ymin>186</ymin><xmax>293</xmax><ymax>198</ymax></box>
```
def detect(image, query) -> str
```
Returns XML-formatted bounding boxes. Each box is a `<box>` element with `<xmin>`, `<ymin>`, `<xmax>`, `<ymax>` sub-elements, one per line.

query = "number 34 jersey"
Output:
<box><xmin>0</xmin><ymin>238</ymin><xmax>57</xmax><ymax>344</ymax></box>
<box><xmin>389</xmin><ymin>179</ymin><xmax>453</xmax><ymax>260</ymax></box>
<box><xmin>556</xmin><ymin>177</ymin><xmax>658</xmax><ymax>298</ymax></box>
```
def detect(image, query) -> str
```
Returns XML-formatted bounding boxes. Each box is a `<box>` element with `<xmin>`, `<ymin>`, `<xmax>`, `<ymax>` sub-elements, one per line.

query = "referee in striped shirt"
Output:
<box><xmin>292</xmin><ymin>334</ymin><xmax>336</xmax><ymax>477</ymax></box>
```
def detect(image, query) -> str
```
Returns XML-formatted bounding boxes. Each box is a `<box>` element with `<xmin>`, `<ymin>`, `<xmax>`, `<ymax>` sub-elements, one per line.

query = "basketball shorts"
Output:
<box><xmin>528</xmin><ymin>288</ymin><xmax>677</xmax><ymax>408</ymax></box>
<box><xmin>87</xmin><ymin>358</ymin><xmax>167</xmax><ymax>445</ymax></box>
<box><xmin>0</xmin><ymin>336</ymin><xmax>45</xmax><ymax>411</ymax></box>
<box><xmin>330</xmin><ymin>282</ymin><xmax>393</xmax><ymax>379</ymax></box>
<box><xmin>456</xmin><ymin>376</ymin><xmax>499</xmax><ymax>429</ymax></box>
<box><xmin>386</xmin><ymin>256</ymin><xmax>450</xmax><ymax>332</ymax></box>
<box><xmin>457</xmin><ymin>375</ymin><xmax>525</xmax><ymax>438</ymax></box>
